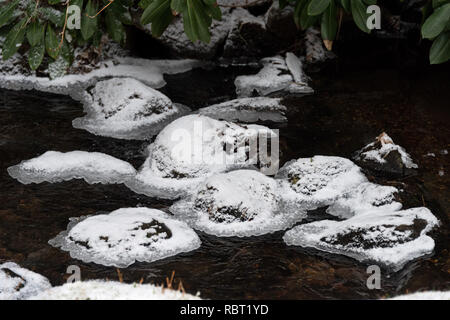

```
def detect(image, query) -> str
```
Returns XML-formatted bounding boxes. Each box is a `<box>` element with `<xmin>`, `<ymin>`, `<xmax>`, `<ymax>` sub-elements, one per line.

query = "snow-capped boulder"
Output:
<box><xmin>234</xmin><ymin>54</ymin><xmax>313</xmax><ymax>97</ymax></box>
<box><xmin>49</xmin><ymin>208</ymin><xmax>201</xmax><ymax>268</ymax></box>
<box><xmin>283</xmin><ymin>207</ymin><xmax>439</xmax><ymax>271</ymax></box>
<box><xmin>72</xmin><ymin>78</ymin><xmax>190</xmax><ymax>140</ymax></box>
<box><xmin>276</xmin><ymin>156</ymin><xmax>368</xmax><ymax>210</ymax></box>
<box><xmin>125</xmin><ymin>115</ymin><xmax>278</xmax><ymax>199</ymax></box>
<box><xmin>170</xmin><ymin>170</ymin><xmax>304</xmax><ymax>237</ymax></box>
<box><xmin>354</xmin><ymin>132</ymin><xmax>418</xmax><ymax>176</ymax></box>
<box><xmin>29</xmin><ymin>280</ymin><xmax>201</xmax><ymax>300</ymax></box>
<box><xmin>326</xmin><ymin>182</ymin><xmax>402</xmax><ymax>219</ymax></box>
<box><xmin>7</xmin><ymin>151</ymin><xmax>136</xmax><ymax>185</ymax></box>
<box><xmin>0</xmin><ymin>262</ymin><xmax>51</xmax><ymax>300</ymax></box>
<box><xmin>197</xmin><ymin>97</ymin><xmax>287</xmax><ymax>123</ymax></box>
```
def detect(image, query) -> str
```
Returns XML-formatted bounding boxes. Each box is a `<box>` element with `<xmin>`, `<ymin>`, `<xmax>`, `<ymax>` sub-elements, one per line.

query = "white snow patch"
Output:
<box><xmin>283</xmin><ymin>207</ymin><xmax>439</xmax><ymax>271</ymax></box>
<box><xmin>197</xmin><ymin>97</ymin><xmax>287</xmax><ymax>123</ymax></box>
<box><xmin>72</xmin><ymin>78</ymin><xmax>190</xmax><ymax>140</ymax></box>
<box><xmin>326</xmin><ymin>182</ymin><xmax>402</xmax><ymax>219</ymax></box>
<box><xmin>354</xmin><ymin>132</ymin><xmax>418</xmax><ymax>169</ymax></box>
<box><xmin>276</xmin><ymin>156</ymin><xmax>368</xmax><ymax>210</ymax></box>
<box><xmin>0</xmin><ymin>262</ymin><xmax>51</xmax><ymax>300</ymax></box>
<box><xmin>234</xmin><ymin>55</ymin><xmax>313</xmax><ymax>97</ymax></box>
<box><xmin>126</xmin><ymin>115</ymin><xmax>278</xmax><ymax>199</ymax></box>
<box><xmin>29</xmin><ymin>280</ymin><xmax>201</xmax><ymax>300</ymax></box>
<box><xmin>49</xmin><ymin>208</ymin><xmax>201</xmax><ymax>268</ymax></box>
<box><xmin>170</xmin><ymin>170</ymin><xmax>305</xmax><ymax>237</ymax></box>
<box><xmin>7</xmin><ymin>151</ymin><xmax>136</xmax><ymax>185</ymax></box>
<box><xmin>0</xmin><ymin>58</ymin><xmax>202</xmax><ymax>101</ymax></box>
<box><xmin>388</xmin><ymin>291</ymin><xmax>450</xmax><ymax>300</ymax></box>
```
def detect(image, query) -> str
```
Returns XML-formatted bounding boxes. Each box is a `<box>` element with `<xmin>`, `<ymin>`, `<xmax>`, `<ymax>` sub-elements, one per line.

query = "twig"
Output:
<box><xmin>88</xmin><ymin>0</ymin><xmax>114</xmax><ymax>19</ymax></box>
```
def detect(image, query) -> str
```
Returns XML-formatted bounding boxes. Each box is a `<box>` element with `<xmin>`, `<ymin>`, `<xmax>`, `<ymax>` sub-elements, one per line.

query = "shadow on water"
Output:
<box><xmin>0</xmin><ymin>61</ymin><xmax>449</xmax><ymax>299</ymax></box>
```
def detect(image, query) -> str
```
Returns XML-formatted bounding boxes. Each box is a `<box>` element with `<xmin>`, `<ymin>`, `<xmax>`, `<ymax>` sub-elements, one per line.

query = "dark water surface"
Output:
<box><xmin>0</xmin><ymin>64</ymin><xmax>449</xmax><ymax>299</ymax></box>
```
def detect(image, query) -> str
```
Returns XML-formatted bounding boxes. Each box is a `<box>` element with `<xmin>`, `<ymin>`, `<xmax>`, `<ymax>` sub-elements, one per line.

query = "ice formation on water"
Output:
<box><xmin>197</xmin><ymin>97</ymin><xmax>287</xmax><ymax>123</ymax></box>
<box><xmin>354</xmin><ymin>132</ymin><xmax>418</xmax><ymax>174</ymax></box>
<box><xmin>388</xmin><ymin>291</ymin><xmax>450</xmax><ymax>300</ymax></box>
<box><xmin>276</xmin><ymin>156</ymin><xmax>368</xmax><ymax>210</ymax></box>
<box><xmin>49</xmin><ymin>208</ymin><xmax>201</xmax><ymax>268</ymax></box>
<box><xmin>126</xmin><ymin>115</ymin><xmax>278</xmax><ymax>199</ymax></box>
<box><xmin>0</xmin><ymin>57</ymin><xmax>202</xmax><ymax>101</ymax></box>
<box><xmin>72</xmin><ymin>78</ymin><xmax>190</xmax><ymax>140</ymax></box>
<box><xmin>283</xmin><ymin>207</ymin><xmax>439</xmax><ymax>271</ymax></box>
<box><xmin>326</xmin><ymin>182</ymin><xmax>402</xmax><ymax>219</ymax></box>
<box><xmin>29</xmin><ymin>280</ymin><xmax>201</xmax><ymax>300</ymax></box>
<box><xmin>0</xmin><ymin>262</ymin><xmax>51</xmax><ymax>300</ymax></box>
<box><xmin>170</xmin><ymin>170</ymin><xmax>305</xmax><ymax>237</ymax></box>
<box><xmin>234</xmin><ymin>53</ymin><xmax>314</xmax><ymax>97</ymax></box>
<box><xmin>7</xmin><ymin>151</ymin><xmax>136</xmax><ymax>185</ymax></box>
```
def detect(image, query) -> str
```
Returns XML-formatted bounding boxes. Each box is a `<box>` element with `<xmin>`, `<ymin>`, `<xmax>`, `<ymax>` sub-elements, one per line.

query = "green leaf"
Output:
<box><xmin>141</xmin><ymin>0</ymin><xmax>171</xmax><ymax>25</ymax></box>
<box><xmin>301</xmin><ymin>0</ymin><xmax>319</xmax><ymax>29</ymax></box>
<box><xmin>48</xmin><ymin>0</ymin><xmax>62</xmax><ymax>4</ymax></box>
<box><xmin>293</xmin><ymin>0</ymin><xmax>306</xmax><ymax>28</ymax></box>
<box><xmin>106</xmin><ymin>10</ymin><xmax>126</xmax><ymax>43</ymax></box>
<box><xmin>363</xmin><ymin>0</ymin><xmax>377</xmax><ymax>5</ymax></box>
<box><xmin>38</xmin><ymin>7</ymin><xmax>65</xmax><ymax>27</ymax></box>
<box><xmin>340</xmin><ymin>0</ymin><xmax>351</xmax><ymax>13</ymax></box>
<box><xmin>0</xmin><ymin>0</ymin><xmax>19</xmax><ymax>28</ymax></box>
<box><xmin>204</xmin><ymin>3</ymin><xmax>222</xmax><ymax>20</ymax></box>
<box><xmin>421</xmin><ymin>4</ymin><xmax>450</xmax><ymax>39</ymax></box>
<box><xmin>432</xmin><ymin>0</ymin><xmax>448</xmax><ymax>8</ymax></box>
<box><xmin>307</xmin><ymin>0</ymin><xmax>331</xmax><ymax>16</ymax></box>
<box><xmin>182</xmin><ymin>0</ymin><xmax>211</xmax><ymax>43</ymax></box>
<box><xmin>2</xmin><ymin>18</ymin><xmax>27</xmax><ymax>61</ymax></box>
<box><xmin>26</xmin><ymin>20</ymin><xmax>45</xmax><ymax>47</ymax></box>
<box><xmin>81</xmin><ymin>0</ymin><xmax>98</xmax><ymax>40</ymax></box>
<box><xmin>430</xmin><ymin>31</ymin><xmax>450</xmax><ymax>64</ymax></box>
<box><xmin>171</xmin><ymin>0</ymin><xmax>187</xmax><ymax>13</ymax></box>
<box><xmin>45</xmin><ymin>24</ymin><xmax>60</xmax><ymax>60</ymax></box>
<box><xmin>139</xmin><ymin>0</ymin><xmax>152</xmax><ymax>9</ymax></box>
<box><xmin>351</xmin><ymin>0</ymin><xmax>370</xmax><ymax>33</ymax></box>
<box><xmin>150</xmin><ymin>6</ymin><xmax>173</xmax><ymax>36</ymax></box>
<box><xmin>321</xmin><ymin>0</ymin><xmax>338</xmax><ymax>40</ymax></box>
<box><xmin>28</xmin><ymin>42</ymin><xmax>45</xmax><ymax>70</ymax></box>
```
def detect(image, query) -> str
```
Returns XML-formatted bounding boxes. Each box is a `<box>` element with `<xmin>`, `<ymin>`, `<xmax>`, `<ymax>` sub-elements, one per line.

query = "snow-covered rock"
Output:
<box><xmin>354</xmin><ymin>132</ymin><xmax>418</xmax><ymax>175</ymax></box>
<box><xmin>326</xmin><ymin>182</ymin><xmax>402</xmax><ymax>219</ymax></box>
<box><xmin>72</xmin><ymin>78</ymin><xmax>190</xmax><ymax>140</ymax></box>
<box><xmin>7</xmin><ymin>151</ymin><xmax>136</xmax><ymax>185</ymax></box>
<box><xmin>197</xmin><ymin>97</ymin><xmax>287</xmax><ymax>123</ymax></box>
<box><xmin>234</xmin><ymin>54</ymin><xmax>313</xmax><ymax>97</ymax></box>
<box><xmin>283</xmin><ymin>207</ymin><xmax>439</xmax><ymax>271</ymax></box>
<box><xmin>170</xmin><ymin>170</ymin><xmax>305</xmax><ymax>237</ymax></box>
<box><xmin>304</xmin><ymin>27</ymin><xmax>336</xmax><ymax>66</ymax></box>
<box><xmin>0</xmin><ymin>262</ymin><xmax>51</xmax><ymax>300</ymax></box>
<box><xmin>0</xmin><ymin>57</ymin><xmax>202</xmax><ymax>101</ymax></box>
<box><xmin>276</xmin><ymin>156</ymin><xmax>368</xmax><ymax>210</ymax></box>
<box><xmin>29</xmin><ymin>280</ymin><xmax>201</xmax><ymax>300</ymax></box>
<box><xmin>125</xmin><ymin>115</ymin><xmax>278</xmax><ymax>199</ymax></box>
<box><xmin>49</xmin><ymin>208</ymin><xmax>201</xmax><ymax>268</ymax></box>
<box><xmin>388</xmin><ymin>291</ymin><xmax>450</xmax><ymax>300</ymax></box>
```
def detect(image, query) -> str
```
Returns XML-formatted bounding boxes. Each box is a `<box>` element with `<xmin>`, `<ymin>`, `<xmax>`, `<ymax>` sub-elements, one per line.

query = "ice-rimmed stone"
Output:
<box><xmin>283</xmin><ymin>207</ymin><xmax>439</xmax><ymax>271</ymax></box>
<box><xmin>354</xmin><ymin>132</ymin><xmax>418</xmax><ymax>175</ymax></box>
<box><xmin>234</xmin><ymin>54</ymin><xmax>313</xmax><ymax>97</ymax></box>
<box><xmin>0</xmin><ymin>57</ymin><xmax>202</xmax><ymax>101</ymax></box>
<box><xmin>170</xmin><ymin>170</ymin><xmax>305</xmax><ymax>237</ymax></box>
<box><xmin>326</xmin><ymin>182</ymin><xmax>402</xmax><ymax>219</ymax></box>
<box><xmin>0</xmin><ymin>262</ymin><xmax>51</xmax><ymax>300</ymax></box>
<box><xmin>49</xmin><ymin>208</ymin><xmax>201</xmax><ymax>268</ymax></box>
<box><xmin>197</xmin><ymin>97</ymin><xmax>287</xmax><ymax>123</ymax></box>
<box><xmin>29</xmin><ymin>280</ymin><xmax>201</xmax><ymax>300</ymax></box>
<box><xmin>125</xmin><ymin>115</ymin><xmax>278</xmax><ymax>199</ymax></box>
<box><xmin>7</xmin><ymin>151</ymin><xmax>136</xmax><ymax>185</ymax></box>
<box><xmin>72</xmin><ymin>78</ymin><xmax>190</xmax><ymax>140</ymax></box>
<box><xmin>276</xmin><ymin>156</ymin><xmax>368</xmax><ymax>210</ymax></box>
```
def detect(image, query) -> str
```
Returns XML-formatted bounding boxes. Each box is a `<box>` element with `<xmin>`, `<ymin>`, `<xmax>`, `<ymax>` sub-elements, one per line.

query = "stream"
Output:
<box><xmin>0</xmin><ymin>63</ymin><xmax>449</xmax><ymax>299</ymax></box>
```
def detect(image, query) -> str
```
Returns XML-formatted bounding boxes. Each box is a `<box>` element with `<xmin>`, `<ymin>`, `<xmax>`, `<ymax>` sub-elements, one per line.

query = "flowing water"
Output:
<box><xmin>0</xmin><ymin>64</ymin><xmax>449</xmax><ymax>299</ymax></box>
